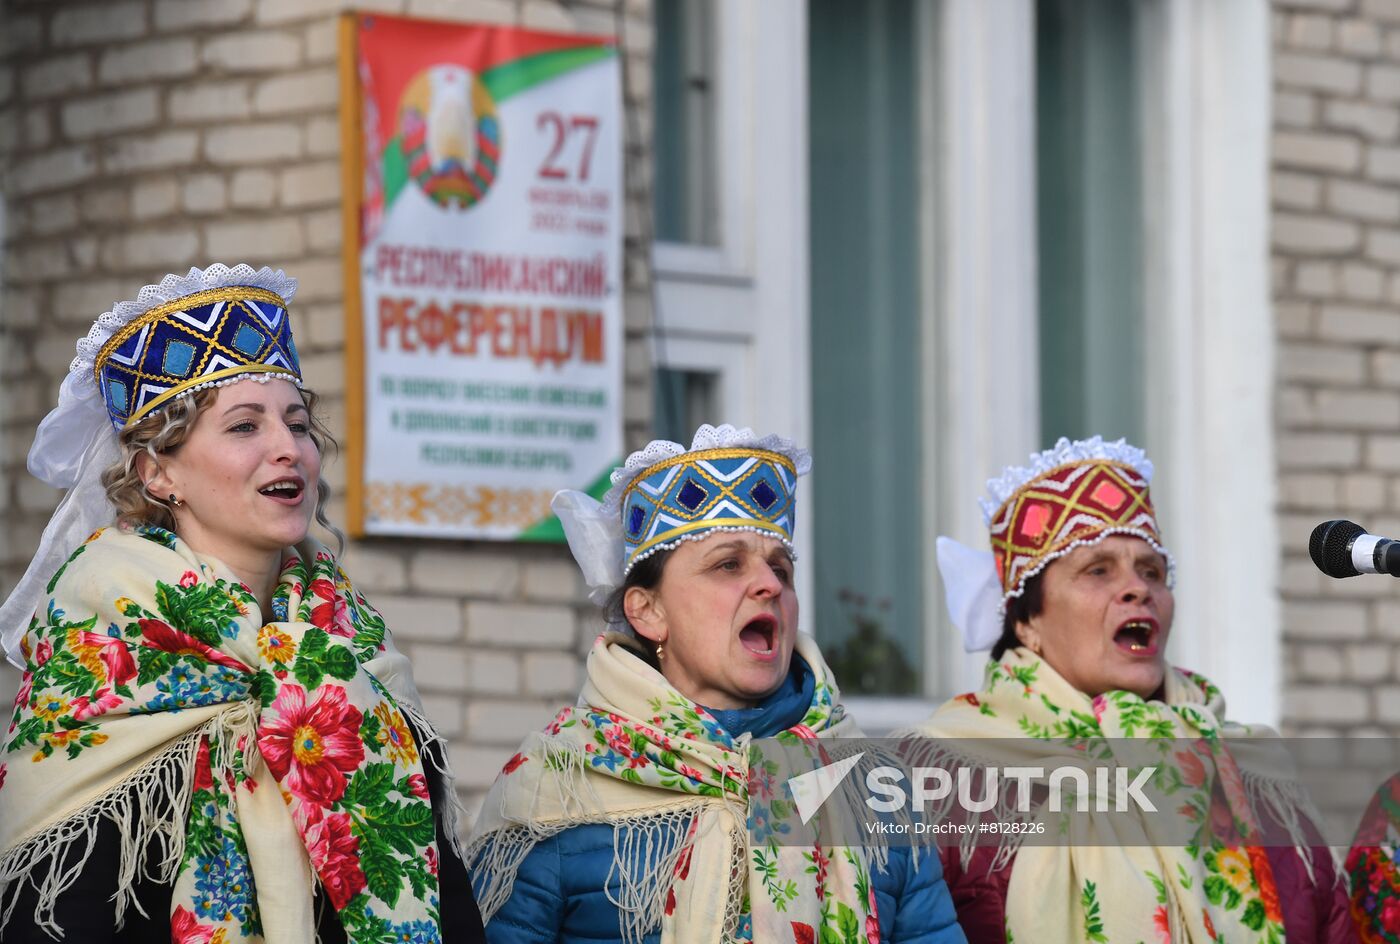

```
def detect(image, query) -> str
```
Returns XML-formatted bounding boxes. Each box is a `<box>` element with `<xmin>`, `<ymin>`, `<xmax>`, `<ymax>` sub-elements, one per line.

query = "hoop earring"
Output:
<box><xmin>168</xmin><ymin>493</ymin><xmax>184</xmax><ymax>508</ymax></box>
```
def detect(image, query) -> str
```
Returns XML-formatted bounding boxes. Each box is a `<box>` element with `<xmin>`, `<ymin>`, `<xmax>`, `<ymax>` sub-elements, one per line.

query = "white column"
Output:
<box><xmin>751</xmin><ymin>0</ymin><xmax>812</xmax><ymax>573</ymax></box>
<box><xmin>1139</xmin><ymin>0</ymin><xmax>1277</xmax><ymax>724</ymax></box>
<box><xmin>933</xmin><ymin>0</ymin><xmax>1041</xmax><ymax>694</ymax></box>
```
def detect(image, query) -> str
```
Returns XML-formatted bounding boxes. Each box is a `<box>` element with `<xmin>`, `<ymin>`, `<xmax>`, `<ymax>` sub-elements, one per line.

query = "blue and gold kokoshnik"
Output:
<box><xmin>621</xmin><ymin>447</ymin><xmax>798</xmax><ymax>572</ymax></box>
<box><xmin>95</xmin><ymin>286</ymin><xmax>302</xmax><ymax>428</ymax></box>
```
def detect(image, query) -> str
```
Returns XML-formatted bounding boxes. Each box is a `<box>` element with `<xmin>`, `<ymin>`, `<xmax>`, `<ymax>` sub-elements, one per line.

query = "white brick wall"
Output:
<box><xmin>0</xmin><ymin>0</ymin><xmax>657</xmax><ymax>827</ymax></box>
<box><xmin>1271</xmin><ymin>1</ymin><xmax>1400</xmax><ymax>730</ymax></box>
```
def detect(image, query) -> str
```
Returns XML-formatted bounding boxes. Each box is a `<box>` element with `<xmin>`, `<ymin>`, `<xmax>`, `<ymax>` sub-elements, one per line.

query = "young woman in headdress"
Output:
<box><xmin>466</xmin><ymin>424</ymin><xmax>965</xmax><ymax>944</ymax></box>
<box><xmin>0</xmin><ymin>266</ymin><xmax>483</xmax><ymax>943</ymax></box>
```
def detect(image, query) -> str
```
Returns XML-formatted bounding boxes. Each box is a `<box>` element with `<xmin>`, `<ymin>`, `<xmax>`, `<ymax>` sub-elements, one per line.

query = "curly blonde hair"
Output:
<box><xmin>100</xmin><ymin>385</ymin><xmax>345</xmax><ymax>552</ymax></box>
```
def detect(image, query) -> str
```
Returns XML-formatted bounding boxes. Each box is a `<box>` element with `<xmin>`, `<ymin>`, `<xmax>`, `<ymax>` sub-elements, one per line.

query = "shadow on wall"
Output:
<box><xmin>0</xmin><ymin>664</ymin><xmax>16</xmax><ymax>724</ymax></box>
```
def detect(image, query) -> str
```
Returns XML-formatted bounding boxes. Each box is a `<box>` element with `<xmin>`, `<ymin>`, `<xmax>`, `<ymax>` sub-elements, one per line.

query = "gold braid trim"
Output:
<box><xmin>620</xmin><ymin>448</ymin><xmax>796</xmax><ymax>505</ymax></box>
<box><xmin>93</xmin><ymin>286</ymin><xmax>290</xmax><ymax>385</ymax></box>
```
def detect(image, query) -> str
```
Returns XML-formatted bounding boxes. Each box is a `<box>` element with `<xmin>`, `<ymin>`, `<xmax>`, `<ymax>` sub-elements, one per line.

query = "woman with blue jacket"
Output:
<box><xmin>466</xmin><ymin>425</ymin><xmax>964</xmax><ymax>944</ymax></box>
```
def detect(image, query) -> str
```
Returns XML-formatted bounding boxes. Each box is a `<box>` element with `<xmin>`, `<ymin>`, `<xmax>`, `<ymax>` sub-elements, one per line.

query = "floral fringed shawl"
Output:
<box><xmin>901</xmin><ymin>648</ymin><xmax>1329</xmax><ymax>944</ymax></box>
<box><xmin>1347</xmin><ymin>777</ymin><xmax>1400</xmax><ymax>942</ymax></box>
<box><xmin>0</xmin><ymin>526</ymin><xmax>457</xmax><ymax>943</ymax></box>
<box><xmin>466</xmin><ymin>632</ymin><xmax>880</xmax><ymax>944</ymax></box>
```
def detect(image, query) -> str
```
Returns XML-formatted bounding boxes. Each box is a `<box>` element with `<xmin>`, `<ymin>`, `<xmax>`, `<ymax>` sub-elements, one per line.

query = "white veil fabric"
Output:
<box><xmin>936</xmin><ymin>536</ymin><xmax>1004</xmax><ymax>653</ymax></box>
<box><xmin>0</xmin><ymin>406</ymin><xmax>120</xmax><ymax>667</ymax></box>
<box><xmin>0</xmin><ymin>265</ymin><xmax>298</xmax><ymax>667</ymax></box>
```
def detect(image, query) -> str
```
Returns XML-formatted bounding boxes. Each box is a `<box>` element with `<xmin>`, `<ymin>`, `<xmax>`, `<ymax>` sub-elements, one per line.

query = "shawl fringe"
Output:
<box><xmin>0</xmin><ymin>719</ymin><xmax>215</xmax><ymax>938</ymax></box>
<box><xmin>893</xmin><ymin>739</ymin><xmax>1027</xmax><ymax>871</ymax></box>
<box><xmin>1239</xmin><ymin>767</ymin><xmax>1345</xmax><ymax>883</ymax></box>
<box><xmin>465</xmin><ymin>737</ymin><xmax>712</xmax><ymax>944</ymax></box>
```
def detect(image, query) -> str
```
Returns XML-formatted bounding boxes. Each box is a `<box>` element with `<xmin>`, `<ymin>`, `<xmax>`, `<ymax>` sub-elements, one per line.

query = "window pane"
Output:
<box><xmin>1036</xmin><ymin>0</ymin><xmax>1144</xmax><ymax>443</ymax></box>
<box><xmin>653</xmin><ymin>367</ymin><xmax>718</xmax><ymax>444</ymax></box>
<box><xmin>809</xmin><ymin>0</ymin><xmax>922</xmax><ymax>695</ymax></box>
<box><xmin>653</xmin><ymin>0</ymin><xmax>719</xmax><ymax>246</ymax></box>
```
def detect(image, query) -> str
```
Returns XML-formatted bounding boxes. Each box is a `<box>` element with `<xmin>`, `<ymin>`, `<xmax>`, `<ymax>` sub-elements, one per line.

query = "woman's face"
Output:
<box><xmin>1015</xmin><ymin>535</ymin><xmax>1174</xmax><ymax>700</ymax></box>
<box><xmin>143</xmin><ymin>379</ymin><xmax>320</xmax><ymax>565</ymax></box>
<box><xmin>626</xmin><ymin>532</ymin><xmax>798</xmax><ymax>710</ymax></box>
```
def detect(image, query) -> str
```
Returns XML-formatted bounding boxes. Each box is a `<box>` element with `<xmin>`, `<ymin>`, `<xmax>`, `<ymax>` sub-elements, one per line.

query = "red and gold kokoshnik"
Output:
<box><xmin>989</xmin><ymin>459</ymin><xmax>1166</xmax><ymax>598</ymax></box>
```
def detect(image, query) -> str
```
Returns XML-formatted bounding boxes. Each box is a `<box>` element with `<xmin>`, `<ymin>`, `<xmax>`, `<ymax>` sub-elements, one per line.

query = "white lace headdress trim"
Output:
<box><xmin>553</xmin><ymin>424</ymin><xmax>812</xmax><ymax>610</ymax></box>
<box><xmin>979</xmin><ymin>435</ymin><xmax>1154</xmax><ymax>524</ymax></box>
<box><xmin>0</xmin><ymin>265</ymin><xmax>299</xmax><ymax>667</ymax></box>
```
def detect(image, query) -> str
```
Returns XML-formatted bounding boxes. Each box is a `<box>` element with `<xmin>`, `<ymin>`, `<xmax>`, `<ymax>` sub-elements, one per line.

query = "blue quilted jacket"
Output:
<box><xmin>475</xmin><ymin>660</ymin><xmax>966</xmax><ymax>944</ymax></box>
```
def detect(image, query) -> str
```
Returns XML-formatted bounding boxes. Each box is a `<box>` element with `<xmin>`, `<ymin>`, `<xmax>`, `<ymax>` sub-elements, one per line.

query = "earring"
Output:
<box><xmin>656</xmin><ymin>643</ymin><xmax>665</xmax><ymax>660</ymax></box>
<box><xmin>168</xmin><ymin>493</ymin><xmax>184</xmax><ymax>508</ymax></box>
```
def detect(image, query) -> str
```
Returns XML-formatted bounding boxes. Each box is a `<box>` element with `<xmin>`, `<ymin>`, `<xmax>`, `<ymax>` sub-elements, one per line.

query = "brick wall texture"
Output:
<box><xmin>0</xmin><ymin>0</ymin><xmax>654</xmax><ymax>822</ymax></box>
<box><xmin>1273</xmin><ymin>0</ymin><xmax>1400</xmax><ymax>734</ymax></box>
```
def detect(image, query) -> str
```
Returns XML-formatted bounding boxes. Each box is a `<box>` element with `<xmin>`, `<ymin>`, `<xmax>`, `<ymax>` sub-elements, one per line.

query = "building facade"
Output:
<box><xmin>1272</xmin><ymin>0</ymin><xmax>1400</xmax><ymax>734</ymax></box>
<box><xmin>0</xmin><ymin>0</ymin><xmax>1393</xmax><ymax>822</ymax></box>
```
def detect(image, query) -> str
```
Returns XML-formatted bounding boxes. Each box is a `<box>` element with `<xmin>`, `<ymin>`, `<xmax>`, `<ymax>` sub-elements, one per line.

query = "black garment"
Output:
<box><xmin>3</xmin><ymin>727</ymin><xmax>483</xmax><ymax>942</ymax></box>
<box><xmin>2</xmin><ymin>820</ymin><xmax>171</xmax><ymax>943</ymax></box>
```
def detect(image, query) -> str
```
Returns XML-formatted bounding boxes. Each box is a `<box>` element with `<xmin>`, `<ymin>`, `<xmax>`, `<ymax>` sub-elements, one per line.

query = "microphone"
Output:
<box><xmin>1310</xmin><ymin>519</ymin><xmax>1400</xmax><ymax>578</ymax></box>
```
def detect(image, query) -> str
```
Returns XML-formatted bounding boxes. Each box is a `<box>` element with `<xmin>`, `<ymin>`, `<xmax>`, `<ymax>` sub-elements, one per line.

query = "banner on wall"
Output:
<box><xmin>339</xmin><ymin>13</ymin><xmax>622</xmax><ymax>539</ymax></box>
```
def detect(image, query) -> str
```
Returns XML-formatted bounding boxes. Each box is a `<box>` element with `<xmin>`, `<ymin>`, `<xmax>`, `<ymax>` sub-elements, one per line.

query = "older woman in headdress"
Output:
<box><xmin>0</xmin><ymin>266</ymin><xmax>482</xmax><ymax>942</ymax></box>
<box><xmin>466</xmin><ymin>425</ymin><xmax>964</xmax><ymax>944</ymax></box>
<box><xmin>902</xmin><ymin>437</ymin><xmax>1353</xmax><ymax>943</ymax></box>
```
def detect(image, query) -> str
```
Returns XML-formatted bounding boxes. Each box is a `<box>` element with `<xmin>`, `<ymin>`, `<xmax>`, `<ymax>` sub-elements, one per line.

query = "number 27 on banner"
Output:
<box><xmin>538</xmin><ymin>112</ymin><xmax>600</xmax><ymax>181</ymax></box>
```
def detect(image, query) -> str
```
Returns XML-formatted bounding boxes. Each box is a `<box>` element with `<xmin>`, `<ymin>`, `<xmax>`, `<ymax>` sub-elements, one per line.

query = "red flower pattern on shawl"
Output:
<box><xmin>10</xmin><ymin>675</ymin><xmax>32</xmax><ymax>731</ymax></box>
<box><xmin>864</xmin><ymin>883</ymin><xmax>879</xmax><ymax>944</ymax></box>
<box><xmin>308</xmin><ymin>577</ymin><xmax>354</xmax><ymax>637</ymax></box>
<box><xmin>171</xmin><ymin>906</ymin><xmax>218</xmax><ymax>944</ymax></box>
<box><xmin>1384</xmin><ymin>897</ymin><xmax>1400</xmax><ymax>934</ymax></box>
<box><xmin>138</xmin><ymin>619</ymin><xmax>252</xmax><ymax>673</ymax></box>
<box><xmin>305</xmin><ymin>811</ymin><xmax>368</xmax><ymax>909</ymax></box>
<box><xmin>70</xmin><ymin>631</ymin><xmax>136</xmax><ymax>686</ymax></box>
<box><xmin>258</xmin><ymin>683</ymin><xmax>365</xmax><ymax>805</ymax></box>
<box><xmin>193</xmin><ymin>737</ymin><xmax>214</xmax><ymax>792</ymax></box>
<box><xmin>70</xmin><ymin>688</ymin><xmax>122</xmax><ymax>721</ymax></box>
<box><xmin>1245</xmin><ymin>844</ymin><xmax>1283</xmax><ymax>923</ymax></box>
<box><xmin>1174</xmin><ymin>748</ymin><xmax>1207</xmax><ymax>789</ymax></box>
